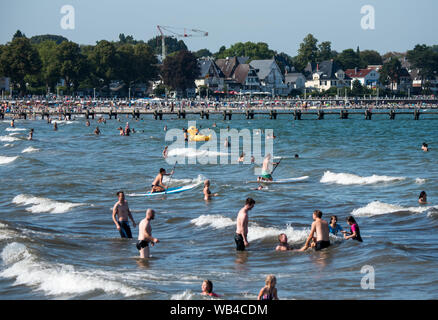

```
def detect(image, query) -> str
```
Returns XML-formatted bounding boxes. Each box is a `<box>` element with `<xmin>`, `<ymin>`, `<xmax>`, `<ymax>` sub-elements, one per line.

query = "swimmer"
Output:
<box><xmin>224</xmin><ymin>138</ymin><xmax>230</xmax><ymax>148</ymax></box>
<box><xmin>124</xmin><ymin>122</ymin><xmax>130</xmax><ymax>136</ymax></box>
<box><xmin>86</xmin><ymin>120</ymin><xmax>90</xmax><ymax>127</ymax></box>
<box><xmin>422</xmin><ymin>142</ymin><xmax>429</xmax><ymax>152</ymax></box>
<box><xmin>235</xmin><ymin>198</ymin><xmax>255</xmax><ymax>251</ymax></box>
<box><xmin>251</xmin><ymin>156</ymin><xmax>255</xmax><ymax>164</ymax></box>
<box><xmin>275</xmin><ymin>233</ymin><xmax>291</xmax><ymax>251</ymax></box>
<box><xmin>136</xmin><ymin>209</ymin><xmax>159</xmax><ymax>259</ymax></box>
<box><xmin>343</xmin><ymin>216</ymin><xmax>363</xmax><ymax>242</ymax></box>
<box><xmin>117</xmin><ymin>127</ymin><xmax>125</xmax><ymax>136</ymax></box>
<box><xmin>203</xmin><ymin>180</ymin><xmax>218</xmax><ymax>201</ymax></box>
<box><xmin>301</xmin><ymin>210</ymin><xmax>330</xmax><ymax>251</ymax></box>
<box><xmin>329</xmin><ymin>215</ymin><xmax>343</xmax><ymax>235</ymax></box>
<box><xmin>254</xmin><ymin>185</ymin><xmax>264</xmax><ymax>191</ymax></box>
<box><xmin>294</xmin><ymin>154</ymin><xmax>299</xmax><ymax>159</ymax></box>
<box><xmin>10</xmin><ymin>119</ymin><xmax>14</xmax><ymax>127</ymax></box>
<box><xmin>150</xmin><ymin>168</ymin><xmax>174</xmax><ymax>193</ymax></box>
<box><xmin>112</xmin><ymin>191</ymin><xmax>136</xmax><ymax>239</ymax></box>
<box><xmin>212</xmin><ymin>122</ymin><xmax>217</xmax><ymax>128</ymax></box>
<box><xmin>53</xmin><ymin>122</ymin><xmax>58</xmax><ymax>131</ymax></box>
<box><xmin>164</xmin><ymin>125</ymin><xmax>167</xmax><ymax>132</ymax></box>
<box><xmin>94</xmin><ymin>126</ymin><xmax>100</xmax><ymax>135</ymax></box>
<box><xmin>28</xmin><ymin>128</ymin><xmax>34</xmax><ymax>141</ymax></box>
<box><xmin>162</xmin><ymin>146</ymin><xmax>168</xmax><ymax>159</ymax></box>
<box><xmin>183</xmin><ymin>128</ymin><xmax>188</xmax><ymax>142</ymax></box>
<box><xmin>418</xmin><ymin>191</ymin><xmax>427</xmax><ymax>204</ymax></box>
<box><xmin>257</xmin><ymin>275</ymin><xmax>279</xmax><ymax>300</ymax></box>
<box><xmin>201</xmin><ymin>280</ymin><xmax>219</xmax><ymax>298</ymax></box>
<box><xmin>238</xmin><ymin>152</ymin><xmax>245</xmax><ymax>162</ymax></box>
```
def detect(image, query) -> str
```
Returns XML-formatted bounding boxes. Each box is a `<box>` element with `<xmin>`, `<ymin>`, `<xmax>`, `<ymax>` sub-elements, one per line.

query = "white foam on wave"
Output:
<box><xmin>12</xmin><ymin>194</ymin><xmax>86</xmax><ymax>214</ymax></box>
<box><xmin>21</xmin><ymin>147</ymin><xmax>40</xmax><ymax>153</ymax></box>
<box><xmin>171</xmin><ymin>289</ymin><xmax>195</xmax><ymax>300</ymax></box>
<box><xmin>0</xmin><ymin>156</ymin><xmax>18</xmax><ymax>165</ymax></box>
<box><xmin>55</xmin><ymin>120</ymin><xmax>74</xmax><ymax>124</ymax></box>
<box><xmin>0</xmin><ymin>136</ymin><xmax>19</xmax><ymax>142</ymax></box>
<box><xmin>8</xmin><ymin>132</ymin><xmax>21</xmax><ymax>136</ymax></box>
<box><xmin>0</xmin><ymin>243</ymin><xmax>143</xmax><ymax>297</ymax></box>
<box><xmin>415</xmin><ymin>178</ymin><xmax>426</xmax><ymax>184</ymax></box>
<box><xmin>5</xmin><ymin>128</ymin><xmax>26</xmax><ymax>132</ymax></box>
<box><xmin>168</xmin><ymin>147</ymin><xmax>228</xmax><ymax>159</ymax></box>
<box><xmin>351</xmin><ymin>201</ymin><xmax>434</xmax><ymax>217</ymax></box>
<box><xmin>190</xmin><ymin>214</ymin><xmax>310</xmax><ymax>243</ymax></box>
<box><xmin>163</xmin><ymin>174</ymin><xmax>206</xmax><ymax>187</ymax></box>
<box><xmin>320</xmin><ymin>171</ymin><xmax>405</xmax><ymax>185</ymax></box>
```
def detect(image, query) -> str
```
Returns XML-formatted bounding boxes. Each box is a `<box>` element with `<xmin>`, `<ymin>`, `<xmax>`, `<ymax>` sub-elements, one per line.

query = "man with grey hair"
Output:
<box><xmin>136</xmin><ymin>209</ymin><xmax>159</xmax><ymax>258</ymax></box>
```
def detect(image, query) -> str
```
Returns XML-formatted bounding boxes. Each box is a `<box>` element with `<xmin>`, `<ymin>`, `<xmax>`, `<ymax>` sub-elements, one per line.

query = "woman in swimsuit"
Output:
<box><xmin>329</xmin><ymin>215</ymin><xmax>343</xmax><ymax>235</ymax></box>
<box><xmin>257</xmin><ymin>275</ymin><xmax>278</xmax><ymax>300</ymax></box>
<box><xmin>201</xmin><ymin>280</ymin><xmax>219</xmax><ymax>298</ymax></box>
<box><xmin>418</xmin><ymin>191</ymin><xmax>427</xmax><ymax>204</ymax></box>
<box><xmin>343</xmin><ymin>216</ymin><xmax>363</xmax><ymax>242</ymax></box>
<box><xmin>203</xmin><ymin>180</ymin><xmax>218</xmax><ymax>201</ymax></box>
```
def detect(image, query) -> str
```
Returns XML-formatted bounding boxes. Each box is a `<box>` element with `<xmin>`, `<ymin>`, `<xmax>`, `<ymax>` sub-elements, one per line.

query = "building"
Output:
<box><xmin>284</xmin><ymin>72</ymin><xmax>306</xmax><ymax>91</ymax></box>
<box><xmin>195</xmin><ymin>58</ymin><xmax>225</xmax><ymax>93</ymax></box>
<box><xmin>344</xmin><ymin>68</ymin><xmax>380</xmax><ymax>88</ymax></box>
<box><xmin>0</xmin><ymin>77</ymin><xmax>10</xmax><ymax>92</ymax></box>
<box><xmin>215</xmin><ymin>57</ymin><xmax>249</xmax><ymax>92</ymax></box>
<box><xmin>232</xmin><ymin>63</ymin><xmax>260</xmax><ymax>94</ymax></box>
<box><xmin>304</xmin><ymin>60</ymin><xmax>351</xmax><ymax>92</ymax></box>
<box><xmin>249</xmin><ymin>59</ymin><xmax>289</xmax><ymax>96</ymax></box>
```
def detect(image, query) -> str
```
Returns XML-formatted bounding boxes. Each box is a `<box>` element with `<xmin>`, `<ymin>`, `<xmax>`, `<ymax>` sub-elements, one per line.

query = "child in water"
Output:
<box><xmin>418</xmin><ymin>191</ymin><xmax>427</xmax><ymax>204</ymax></box>
<box><xmin>201</xmin><ymin>280</ymin><xmax>219</xmax><ymax>298</ymax></box>
<box><xmin>343</xmin><ymin>216</ymin><xmax>363</xmax><ymax>242</ymax></box>
<box><xmin>257</xmin><ymin>275</ymin><xmax>279</xmax><ymax>300</ymax></box>
<box><xmin>329</xmin><ymin>215</ymin><xmax>343</xmax><ymax>235</ymax></box>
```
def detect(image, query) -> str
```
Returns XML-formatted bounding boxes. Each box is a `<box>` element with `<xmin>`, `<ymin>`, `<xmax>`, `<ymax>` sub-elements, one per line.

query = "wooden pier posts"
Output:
<box><xmin>414</xmin><ymin>109</ymin><xmax>420</xmax><ymax>120</ymax></box>
<box><xmin>132</xmin><ymin>109</ymin><xmax>140</xmax><ymax>120</ymax></box>
<box><xmin>340</xmin><ymin>109</ymin><xmax>349</xmax><ymax>119</ymax></box>
<box><xmin>293</xmin><ymin>109</ymin><xmax>302</xmax><ymax>120</ymax></box>
<box><xmin>200</xmin><ymin>110</ymin><xmax>209</xmax><ymax>119</ymax></box>
<box><xmin>0</xmin><ymin>110</ymin><xmax>4</xmax><ymax>119</ymax></box>
<box><xmin>269</xmin><ymin>110</ymin><xmax>277</xmax><ymax>119</ymax></box>
<box><xmin>153</xmin><ymin>110</ymin><xmax>163</xmax><ymax>120</ymax></box>
<box><xmin>245</xmin><ymin>110</ymin><xmax>255</xmax><ymax>119</ymax></box>
<box><xmin>223</xmin><ymin>110</ymin><xmax>232</xmax><ymax>120</ymax></box>
<box><xmin>177</xmin><ymin>110</ymin><xmax>186</xmax><ymax>119</ymax></box>
<box><xmin>85</xmin><ymin>110</ymin><xmax>95</xmax><ymax>119</ymax></box>
<box><xmin>389</xmin><ymin>109</ymin><xmax>396</xmax><ymax>120</ymax></box>
<box><xmin>365</xmin><ymin>110</ymin><xmax>372</xmax><ymax>120</ymax></box>
<box><xmin>317</xmin><ymin>110</ymin><xmax>324</xmax><ymax>120</ymax></box>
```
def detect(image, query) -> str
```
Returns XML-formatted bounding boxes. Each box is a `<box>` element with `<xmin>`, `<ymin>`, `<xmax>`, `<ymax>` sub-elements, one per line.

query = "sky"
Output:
<box><xmin>0</xmin><ymin>0</ymin><xmax>437</xmax><ymax>56</ymax></box>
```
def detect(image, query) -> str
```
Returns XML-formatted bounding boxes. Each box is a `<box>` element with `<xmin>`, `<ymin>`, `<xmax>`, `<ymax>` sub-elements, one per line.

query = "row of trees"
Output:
<box><xmin>1</xmin><ymin>30</ymin><xmax>437</xmax><ymax>97</ymax></box>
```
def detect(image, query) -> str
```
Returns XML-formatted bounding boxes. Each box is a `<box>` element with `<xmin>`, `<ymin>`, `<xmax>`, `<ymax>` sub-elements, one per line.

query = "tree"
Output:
<box><xmin>0</xmin><ymin>37</ymin><xmax>41</xmax><ymax>95</ymax></box>
<box><xmin>161</xmin><ymin>50</ymin><xmax>200</xmax><ymax>97</ymax></box>
<box><xmin>359</xmin><ymin>50</ymin><xmax>383</xmax><ymax>67</ymax></box>
<box><xmin>351</xmin><ymin>79</ymin><xmax>364</xmax><ymax>96</ymax></box>
<box><xmin>379</xmin><ymin>57</ymin><xmax>402</xmax><ymax>91</ymax></box>
<box><xmin>215</xmin><ymin>42</ymin><xmax>276</xmax><ymax>61</ymax></box>
<box><xmin>317</xmin><ymin>41</ymin><xmax>333</xmax><ymax>62</ymax></box>
<box><xmin>13</xmin><ymin>30</ymin><xmax>26</xmax><ymax>40</ymax></box>
<box><xmin>54</xmin><ymin>41</ymin><xmax>87</xmax><ymax>93</ymax></box>
<box><xmin>194</xmin><ymin>48</ymin><xmax>213</xmax><ymax>58</ymax></box>
<box><xmin>275</xmin><ymin>52</ymin><xmax>294</xmax><ymax>74</ymax></box>
<box><xmin>30</xmin><ymin>35</ymin><xmax>68</xmax><ymax>45</ymax></box>
<box><xmin>335</xmin><ymin>49</ymin><xmax>361</xmax><ymax>69</ymax></box>
<box><xmin>88</xmin><ymin>40</ymin><xmax>119</xmax><ymax>92</ymax></box>
<box><xmin>295</xmin><ymin>34</ymin><xmax>319</xmax><ymax>71</ymax></box>
<box><xmin>407</xmin><ymin>44</ymin><xmax>438</xmax><ymax>82</ymax></box>
<box><xmin>147</xmin><ymin>36</ymin><xmax>187</xmax><ymax>56</ymax></box>
<box><xmin>36</xmin><ymin>40</ymin><xmax>60</xmax><ymax>92</ymax></box>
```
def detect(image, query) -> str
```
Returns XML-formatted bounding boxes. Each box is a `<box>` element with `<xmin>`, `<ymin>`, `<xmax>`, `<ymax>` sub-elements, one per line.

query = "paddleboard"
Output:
<box><xmin>145</xmin><ymin>184</ymin><xmax>197</xmax><ymax>196</ymax></box>
<box><xmin>248</xmin><ymin>176</ymin><xmax>309</xmax><ymax>184</ymax></box>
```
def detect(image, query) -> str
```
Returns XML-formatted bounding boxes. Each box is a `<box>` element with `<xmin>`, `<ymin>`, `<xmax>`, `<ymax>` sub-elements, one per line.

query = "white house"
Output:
<box><xmin>284</xmin><ymin>72</ymin><xmax>306</xmax><ymax>90</ymax></box>
<box><xmin>344</xmin><ymin>68</ymin><xmax>379</xmax><ymax>88</ymax></box>
<box><xmin>304</xmin><ymin>60</ymin><xmax>351</xmax><ymax>92</ymax></box>
<box><xmin>195</xmin><ymin>58</ymin><xmax>225</xmax><ymax>92</ymax></box>
<box><xmin>249</xmin><ymin>59</ymin><xmax>289</xmax><ymax>96</ymax></box>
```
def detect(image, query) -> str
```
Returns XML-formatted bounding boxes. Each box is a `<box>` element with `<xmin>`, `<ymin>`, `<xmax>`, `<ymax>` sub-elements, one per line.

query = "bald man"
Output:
<box><xmin>136</xmin><ymin>209</ymin><xmax>159</xmax><ymax>258</ymax></box>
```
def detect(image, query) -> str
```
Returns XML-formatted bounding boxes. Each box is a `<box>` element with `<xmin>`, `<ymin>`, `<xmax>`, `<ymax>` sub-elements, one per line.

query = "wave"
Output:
<box><xmin>5</xmin><ymin>128</ymin><xmax>26</xmax><ymax>132</ymax></box>
<box><xmin>12</xmin><ymin>194</ymin><xmax>86</xmax><ymax>214</ymax></box>
<box><xmin>351</xmin><ymin>201</ymin><xmax>435</xmax><ymax>217</ymax></box>
<box><xmin>190</xmin><ymin>214</ymin><xmax>310</xmax><ymax>243</ymax></box>
<box><xmin>0</xmin><ymin>136</ymin><xmax>19</xmax><ymax>142</ymax></box>
<box><xmin>21</xmin><ymin>147</ymin><xmax>40</xmax><ymax>153</ymax></box>
<box><xmin>0</xmin><ymin>156</ymin><xmax>18</xmax><ymax>165</ymax></box>
<box><xmin>320</xmin><ymin>171</ymin><xmax>405</xmax><ymax>185</ymax></box>
<box><xmin>0</xmin><ymin>243</ymin><xmax>143</xmax><ymax>297</ymax></box>
<box><xmin>167</xmin><ymin>147</ymin><xmax>228</xmax><ymax>158</ymax></box>
<box><xmin>3</xmin><ymin>144</ymin><xmax>14</xmax><ymax>147</ymax></box>
<box><xmin>55</xmin><ymin>120</ymin><xmax>74</xmax><ymax>124</ymax></box>
<box><xmin>170</xmin><ymin>289</ymin><xmax>196</xmax><ymax>300</ymax></box>
<box><xmin>415</xmin><ymin>178</ymin><xmax>426</xmax><ymax>184</ymax></box>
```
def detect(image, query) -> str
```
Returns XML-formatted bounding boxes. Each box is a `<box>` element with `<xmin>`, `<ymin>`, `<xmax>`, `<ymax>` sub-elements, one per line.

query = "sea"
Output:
<box><xmin>0</xmin><ymin>111</ymin><xmax>437</xmax><ymax>300</ymax></box>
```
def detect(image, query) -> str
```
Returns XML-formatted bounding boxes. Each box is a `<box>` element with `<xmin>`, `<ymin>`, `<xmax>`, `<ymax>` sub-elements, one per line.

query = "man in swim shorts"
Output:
<box><xmin>257</xmin><ymin>154</ymin><xmax>279</xmax><ymax>182</ymax></box>
<box><xmin>302</xmin><ymin>210</ymin><xmax>330</xmax><ymax>251</ymax></box>
<box><xmin>235</xmin><ymin>198</ymin><xmax>255</xmax><ymax>251</ymax></box>
<box><xmin>150</xmin><ymin>168</ymin><xmax>174</xmax><ymax>193</ymax></box>
<box><xmin>112</xmin><ymin>191</ymin><xmax>136</xmax><ymax>238</ymax></box>
<box><xmin>137</xmin><ymin>209</ymin><xmax>159</xmax><ymax>258</ymax></box>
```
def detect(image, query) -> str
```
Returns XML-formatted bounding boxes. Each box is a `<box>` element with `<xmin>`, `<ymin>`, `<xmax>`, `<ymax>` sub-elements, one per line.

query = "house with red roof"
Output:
<box><xmin>344</xmin><ymin>68</ymin><xmax>380</xmax><ymax>88</ymax></box>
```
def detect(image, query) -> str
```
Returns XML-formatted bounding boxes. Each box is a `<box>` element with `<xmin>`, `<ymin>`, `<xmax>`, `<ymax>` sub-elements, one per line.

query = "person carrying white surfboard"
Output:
<box><xmin>150</xmin><ymin>168</ymin><xmax>174</xmax><ymax>193</ymax></box>
<box><xmin>257</xmin><ymin>154</ymin><xmax>279</xmax><ymax>182</ymax></box>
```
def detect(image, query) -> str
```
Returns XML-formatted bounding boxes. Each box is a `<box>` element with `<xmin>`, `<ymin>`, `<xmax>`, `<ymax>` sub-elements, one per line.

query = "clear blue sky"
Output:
<box><xmin>1</xmin><ymin>0</ymin><xmax>436</xmax><ymax>55</ymax></box>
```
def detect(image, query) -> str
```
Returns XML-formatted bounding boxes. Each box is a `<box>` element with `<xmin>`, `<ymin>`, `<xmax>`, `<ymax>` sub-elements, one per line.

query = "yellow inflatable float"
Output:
<box><xmin>187</xmin><ymin>126</ymin><xmax>211</xmax><ymax>142</ymax></box>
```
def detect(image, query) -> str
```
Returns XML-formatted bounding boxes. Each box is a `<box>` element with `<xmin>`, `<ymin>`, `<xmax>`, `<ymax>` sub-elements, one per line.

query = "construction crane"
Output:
<box><xmin>157</xmin><ymin>25</ymin><xmax>208</xmax><ymax>61</ymax></box>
